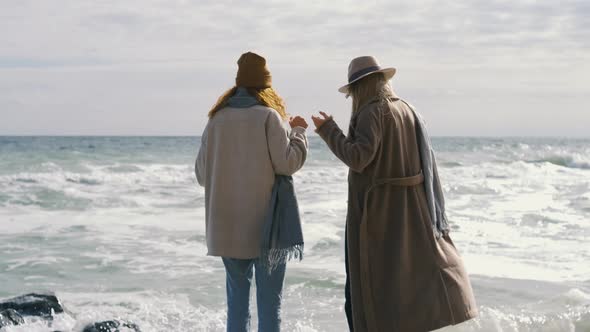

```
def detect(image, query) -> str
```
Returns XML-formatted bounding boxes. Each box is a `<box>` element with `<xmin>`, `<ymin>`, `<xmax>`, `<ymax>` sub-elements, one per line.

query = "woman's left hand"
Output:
<box><xmin>289</xmin><ymin>116</ymin><xmax>309</xmax><ymax>129</ymax></box>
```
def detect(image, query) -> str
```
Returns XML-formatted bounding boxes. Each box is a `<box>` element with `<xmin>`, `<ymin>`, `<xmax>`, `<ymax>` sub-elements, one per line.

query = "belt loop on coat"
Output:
<box><xmin>361</xmin><ymin>171</ymin><xmax>425</xmax><ymax>224</ymax></box>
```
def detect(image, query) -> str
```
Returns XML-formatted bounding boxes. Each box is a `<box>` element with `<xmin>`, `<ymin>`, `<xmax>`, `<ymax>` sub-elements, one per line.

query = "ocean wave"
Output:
<box><xmin>15</xmin><ymin>178</ymin><xmax>38</xmax><ymax>184</ymax></box>
<box><xmin>1</xmin><ymin>285</ymin><xmax>588</xmax><ymax>332</ymax></box>
<box><xmin>520</xmin><ymin>213</ymin><xmax>563</xmax><ymax>227</ymax></box>
<box><xmin>0</xmin><ymin>163</ymin><xmax>201</xmax><ymax>211</ymax></box>
<box><xmin>529</xmin><ymin>155</ymin><xmax>590</xmax><ymax>170</ymax></box>
<box><xmin>65</xmin><ymin>177</ymin><xmax>101</xmax><ymax>186</ymax></box>
<box><xmin>9</xmin><ymin>189</ymin><xmax>94</xmax><ymax>211</ymax></box>
<box><xmin>466</xmin><ymin>304</ymin><xmax>590</xmax><ymax>332</ymax></box>
<box><xmin>439</xmin><ymin>161</ymin><xmax>463</xmax><ymax>167</ymax></box>
<box><xmin>0</xmin><ymin>291</ymin><xmax>227</xmax><ymax>332</ymax></box>
<box><xmin>105</xmin><ymin>165</ymin><xmax>143</xmax><ymax>173</ymax></box>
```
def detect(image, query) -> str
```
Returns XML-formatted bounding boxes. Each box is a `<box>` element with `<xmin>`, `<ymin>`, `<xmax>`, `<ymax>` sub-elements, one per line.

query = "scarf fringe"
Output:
<box><xmin>433</xmin><ymin>220</ymin><xmax>450</xmax><ymax>239</ymax></box>
<box><xmin>260</xmin><ymin>244</ymin><xmax>304</xmax><ymax>274</ymax></box>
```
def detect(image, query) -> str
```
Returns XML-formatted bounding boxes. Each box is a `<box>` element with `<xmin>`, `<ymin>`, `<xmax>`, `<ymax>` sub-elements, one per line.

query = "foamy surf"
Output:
<box><xmin>1</xmin><ymin>136</ymin><xmax>589</xmax><ymax>331</ymax></box>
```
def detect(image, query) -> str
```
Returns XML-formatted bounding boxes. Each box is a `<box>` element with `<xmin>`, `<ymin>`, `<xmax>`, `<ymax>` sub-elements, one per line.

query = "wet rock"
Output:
<box><xmin>0</xmin><ymin>309</ymin><xmax>25</xmax><ymax>328</ymax></box>
<box><xmin>83</xmin><ymin>320</ymin><xmax>141</xmax><ymax>332</ymax></box>
<box><xmin>0</xmin><ymin>293</ymin><xmax>64</xmax><ymax>318</ymax></box>
<box><xmin>1</xmin><ymin>294</ymin><xmax>140</xmax><ymax>332</ymax></box>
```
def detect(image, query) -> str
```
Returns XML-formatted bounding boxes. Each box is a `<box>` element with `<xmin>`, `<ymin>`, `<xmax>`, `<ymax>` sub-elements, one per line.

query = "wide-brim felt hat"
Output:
<box><xmin>338</xmin><ymin>56</ymin><xmax>396</xmax><ymax>94</ymax></box>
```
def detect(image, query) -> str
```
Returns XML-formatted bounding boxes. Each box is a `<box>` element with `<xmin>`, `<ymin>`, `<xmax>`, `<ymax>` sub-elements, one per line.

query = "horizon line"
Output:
<box><xmin>1</xmin><ymin>134</ymin><xmax>589</xmax><ymax>139</ymax></box>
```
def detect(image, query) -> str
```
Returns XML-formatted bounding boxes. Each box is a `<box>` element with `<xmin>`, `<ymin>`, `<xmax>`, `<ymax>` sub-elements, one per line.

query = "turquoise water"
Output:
<box><xmin>1</xmin><ymin>136</ymin><xmax>589</xmax><ymax>331</ymax></box>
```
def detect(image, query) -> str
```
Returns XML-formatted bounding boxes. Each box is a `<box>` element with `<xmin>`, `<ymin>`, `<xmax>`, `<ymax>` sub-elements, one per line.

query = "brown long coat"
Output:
<box><xmin>317</xmin><ymin>92</ymin><xmax>478</xmax><ymax>332</ymax></box>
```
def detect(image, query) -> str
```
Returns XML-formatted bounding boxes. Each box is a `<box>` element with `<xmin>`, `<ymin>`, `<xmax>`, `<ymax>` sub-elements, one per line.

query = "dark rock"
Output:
<box><xmin>0</xmin><ymin>309</ymin><xmax>25</xmax><ymax>328</ymax></box>
<box><xmin>1</xmin><ymin>294</ymin><xmax>140</xmax><ymax>332</ymax></box>
<box><xmin>83</xmin><ymin>320</ymin><xmax>141</xmax><ymax>332</ymax></box>
<box><xmin>0</xmin><ymin>293</ymin><xmax>64</xmax><ymax>318</ymax></box>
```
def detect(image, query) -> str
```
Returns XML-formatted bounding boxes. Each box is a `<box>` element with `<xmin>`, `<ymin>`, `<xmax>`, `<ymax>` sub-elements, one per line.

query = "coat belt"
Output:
<box><xmin>361</xmin><ymin>171</ymin><xmax>424</xmax><ymax>224</ymax></box>
<box><xmin>368</xmin><ymin>171</ymin><xmax>424</xmax><ymax>192</ymax></box>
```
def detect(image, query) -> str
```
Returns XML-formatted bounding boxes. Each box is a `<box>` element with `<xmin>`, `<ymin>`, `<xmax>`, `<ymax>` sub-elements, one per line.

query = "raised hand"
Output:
<box><xmin>289</xmin><ymin>115</ymin><xmax>309</xmax><ymax>129</ymax></box>
<box><xmin>311</xmin><ymin>111</ymin><xmax>332</xmax><ymax>129</ymax></box>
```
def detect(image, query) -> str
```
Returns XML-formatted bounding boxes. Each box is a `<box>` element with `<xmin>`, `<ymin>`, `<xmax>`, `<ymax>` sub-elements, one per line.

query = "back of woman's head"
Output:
<box><xmin>349</xmin><ymin>72</ymin><xmax>392</xmax><ymax>114</ymax></box>
<box><xmin>208</xmin><ymin>52</ymin><xmax>287</xmax><ymax>120</ymax></box>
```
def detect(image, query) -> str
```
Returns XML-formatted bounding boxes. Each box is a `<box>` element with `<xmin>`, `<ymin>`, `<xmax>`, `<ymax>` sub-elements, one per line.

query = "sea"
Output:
<box><xmin>0</xmin><ymin>136</ymin><xmax>589</xmax><ymax>332</ymax></box>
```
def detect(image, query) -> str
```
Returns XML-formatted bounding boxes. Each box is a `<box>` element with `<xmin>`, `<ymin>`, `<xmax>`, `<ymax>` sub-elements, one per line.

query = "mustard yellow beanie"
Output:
<box><xmin>235</xmin><ymin>52</ymin><xmax>272</xmax><ymax>88</ymax></box>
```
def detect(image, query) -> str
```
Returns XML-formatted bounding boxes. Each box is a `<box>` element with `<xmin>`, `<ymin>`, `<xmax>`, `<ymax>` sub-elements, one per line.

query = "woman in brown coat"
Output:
<box><xmin>311</xmin><ymin>56</ymin><xmax>478</xmax><ymax>331</ymax></box>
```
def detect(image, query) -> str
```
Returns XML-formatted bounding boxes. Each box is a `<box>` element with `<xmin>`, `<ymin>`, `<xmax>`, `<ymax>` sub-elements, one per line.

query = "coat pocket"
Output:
<box><xmin>433</xmin><ymin>234</ymin><xmax>463</xmax><ymax>269</ymax></box>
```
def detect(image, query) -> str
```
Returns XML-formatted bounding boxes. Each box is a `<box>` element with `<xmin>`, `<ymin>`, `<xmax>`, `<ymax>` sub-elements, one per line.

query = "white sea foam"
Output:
<box><xmin>1</xmin><ymin>136</ymin><xmax>589</xmax><ymax>331</ymax></box>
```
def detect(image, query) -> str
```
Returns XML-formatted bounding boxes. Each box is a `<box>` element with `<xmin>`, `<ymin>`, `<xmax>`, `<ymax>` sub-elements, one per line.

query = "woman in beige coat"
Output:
<box><xmin>312</xmin><ymin>56</ymin><xmax>477</xmax><ymax>331</ymax></box>
<box><xmin>196</xmin><ymin>52</ymin><xmax>308</xmax><ymax>332</ymax></box>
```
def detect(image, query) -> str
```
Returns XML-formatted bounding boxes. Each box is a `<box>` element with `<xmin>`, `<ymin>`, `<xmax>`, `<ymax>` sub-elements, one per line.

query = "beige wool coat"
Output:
<box><xmin>195</xmin><ymin>105</ymin><xmax>307</xmax><ymax>259</ymax></box>
<box><xmin>317</xmin><ymin>92</ymin><xmax>477</xmax><ymax>332</ymax></box>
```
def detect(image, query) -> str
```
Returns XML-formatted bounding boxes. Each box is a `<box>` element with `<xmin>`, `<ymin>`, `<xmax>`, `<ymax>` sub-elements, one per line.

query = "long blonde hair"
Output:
<box><xmin>349</xmin><ymin>72</ymin><xmax>392</xmax><ymax>114</ymax></box>
<box><xmin>208</xmin><ymin>86</ymin><xmax>287</xmax><ymax>120</ymax></box>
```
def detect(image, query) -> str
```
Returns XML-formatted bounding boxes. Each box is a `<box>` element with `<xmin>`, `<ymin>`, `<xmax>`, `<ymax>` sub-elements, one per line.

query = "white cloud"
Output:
<box><xmin>2</xmin><ymin>0</ymin><xmax>587</xmax><ymax>64</ymax></box>
<box><xmin>0</xmin><ymin>0</ymin><xmax>588</xmax><ymax>135</ymax></box>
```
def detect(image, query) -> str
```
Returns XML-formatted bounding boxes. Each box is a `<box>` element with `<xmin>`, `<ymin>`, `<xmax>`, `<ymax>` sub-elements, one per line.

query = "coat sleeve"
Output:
<box><xmin>317</xmin><ymin>105</ymin><xmax>382</xmax><ymax>173</ymax></box>
<box><xmin>195</xmin><ymin>123</ymin><xmax>208</xmax><ymax>186</ymax></box>
<box><xmin>265</xmin><ymin>110</ymin><xmax>308</xmax><ymax>175</ymax></box>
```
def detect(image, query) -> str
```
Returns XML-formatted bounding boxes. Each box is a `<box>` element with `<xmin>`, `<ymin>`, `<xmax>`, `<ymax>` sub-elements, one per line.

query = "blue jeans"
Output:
<box><xmin>222</xmin><ymin>258</ymin><xmax>286</xmax><ymax>332</ymax></box>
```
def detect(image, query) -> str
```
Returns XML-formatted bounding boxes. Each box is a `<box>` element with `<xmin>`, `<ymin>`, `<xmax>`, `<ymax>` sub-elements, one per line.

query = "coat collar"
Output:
<box><xmin>356</xmin><ymin>89</ymin><xmax>400</xmax><ymax>114</ymax></box>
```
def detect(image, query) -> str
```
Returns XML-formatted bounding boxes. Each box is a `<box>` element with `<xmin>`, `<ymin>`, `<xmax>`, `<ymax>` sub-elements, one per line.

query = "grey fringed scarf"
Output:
<box><xmin>260</xmin><ymin>175</ymin><xmax>304</xmax><ymax>272</ymax></box>
<box><xmin>401</xmin><ymin>100</ymin><xmax>450</xmax><ymax>238</ymax></box>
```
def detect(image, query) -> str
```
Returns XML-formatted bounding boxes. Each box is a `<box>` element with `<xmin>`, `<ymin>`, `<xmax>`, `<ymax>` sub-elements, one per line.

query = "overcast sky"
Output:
<box><xmin>1</xmin><ymin>0</ymin><xmax>588</xmax><ymax>136</ymax></box>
